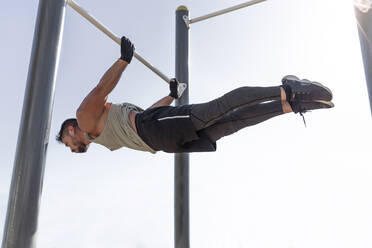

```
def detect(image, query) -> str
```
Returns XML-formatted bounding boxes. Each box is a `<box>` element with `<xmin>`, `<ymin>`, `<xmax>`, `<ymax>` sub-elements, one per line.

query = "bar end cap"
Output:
<box><xmin>176</xmin><ymin>5</ymin><xmax>189</xmax><ymax>12</ymax></box>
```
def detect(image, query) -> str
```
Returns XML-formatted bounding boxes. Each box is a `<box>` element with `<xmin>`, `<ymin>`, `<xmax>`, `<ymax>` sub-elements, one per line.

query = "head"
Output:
<box><xmin>56</xmin><ymin>118</ymin><xmax>89</xmax><ymax>153</ymax></box>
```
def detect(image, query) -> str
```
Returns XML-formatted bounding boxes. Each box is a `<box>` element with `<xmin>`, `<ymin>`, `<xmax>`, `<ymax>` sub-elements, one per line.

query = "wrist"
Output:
<box><xmin>119</xmin><ymin>54</ymin><xmax>132</xmax><ymax>63</ymax></box>
<box><xmin>118</xmin><ymin>58</ymin><xmax>129</xmax><ymax>66</ymax></box>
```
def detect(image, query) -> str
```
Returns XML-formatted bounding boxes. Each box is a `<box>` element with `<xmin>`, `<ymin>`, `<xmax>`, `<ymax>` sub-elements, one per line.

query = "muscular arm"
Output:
<box><xmin>76</xmin><ymin>59</ymin><xmax>128</xmax><ymax>130</ymax></box>
<box><xmin>147</xmin><ymin>78</ymin><xmax>181</xmax><ymax>109</ymax></box>
<box><xmin>148</xmin><ymin>95</ymin><xmax>175</xmax><ymax>109</ymax></box>
<box><xmin>93</xmin><ymin>59</ymin><xmax>128</xmax><ymax>98</ymax></box>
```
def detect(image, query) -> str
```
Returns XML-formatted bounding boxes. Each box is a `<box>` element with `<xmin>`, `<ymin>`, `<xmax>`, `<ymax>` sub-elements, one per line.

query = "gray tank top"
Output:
<box><xmin>85</xmin><ymin>103</ymin><xmax>156</xmax><ymax>153</ymax></box>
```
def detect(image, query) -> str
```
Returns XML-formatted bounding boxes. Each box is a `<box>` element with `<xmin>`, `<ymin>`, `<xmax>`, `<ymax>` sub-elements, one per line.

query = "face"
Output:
<box><xmin>62</xmin><ymin>127</ymin><xmax>89</xmax><ymax>153</ymax></box>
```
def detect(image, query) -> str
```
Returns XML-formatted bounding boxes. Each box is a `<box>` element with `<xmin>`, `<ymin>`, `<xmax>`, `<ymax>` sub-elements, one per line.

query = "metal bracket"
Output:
<box><xmin>183</xmin><ymin>15</ymin><xmax>190</xmax><ymax>29</ymax></box>
<box><xmin>178</xmin><ymin>83</ymin><xmax>188</xmax><ymax>98</ymax></box>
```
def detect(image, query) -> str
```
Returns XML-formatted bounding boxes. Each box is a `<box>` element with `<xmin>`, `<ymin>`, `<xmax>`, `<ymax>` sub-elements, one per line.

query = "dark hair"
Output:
<box><xmin>56</xmin><ymin>118</ymin><xmax>78</xmax><ymax>143</ymax></box>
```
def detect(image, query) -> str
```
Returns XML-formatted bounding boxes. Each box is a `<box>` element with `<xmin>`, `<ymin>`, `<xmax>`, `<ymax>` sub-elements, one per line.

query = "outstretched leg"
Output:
<box><xmin>199</xmin><ymin>83</ymin><xmax>334</xmax><ymax>142</ymax></box>
<box><xmin>200</xmin><ymin>100</ymin><xmax>285</xmax><ymax>142</ymax></box>
<box><xmin>190</xmin><ymin>86</ymin><xmax>282</xmax><ymax>130</ymax></box>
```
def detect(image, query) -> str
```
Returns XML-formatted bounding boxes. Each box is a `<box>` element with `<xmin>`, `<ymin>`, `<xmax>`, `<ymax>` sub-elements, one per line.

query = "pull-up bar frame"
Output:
<box><xmin>2</xmin><ymin>0</ymin><xmax>66</xmax><ymax>247</ymax></box>
<box><xmin>2</xmin><ymin>0</ymin><xmax>270</xmax><ymax>248</ymax></box>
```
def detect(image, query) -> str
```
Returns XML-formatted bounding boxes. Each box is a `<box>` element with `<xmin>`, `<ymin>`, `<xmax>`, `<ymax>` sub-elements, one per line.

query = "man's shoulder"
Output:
<box><xmin>77</xmin><ymin>103</ymin><xmax>111</xmax><ymax>135</ymax></box>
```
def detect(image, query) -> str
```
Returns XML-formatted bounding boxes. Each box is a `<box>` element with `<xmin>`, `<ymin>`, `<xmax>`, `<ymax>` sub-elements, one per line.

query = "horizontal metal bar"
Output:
<box><xmin>189</xmin><ymin>0</ymin><xmax>267</xmax><ymax>24</ymax></box>
<box><xmin>67</xmin><ymin>0</ymin><xmax>171</xmax><ymax>83</ymax></box>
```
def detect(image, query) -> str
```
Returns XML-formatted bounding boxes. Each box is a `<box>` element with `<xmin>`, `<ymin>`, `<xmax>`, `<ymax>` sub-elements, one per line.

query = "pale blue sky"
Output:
<box><xmin>1</xmin><ymin>0</ymin><xmax>372</xmax><ymax>247</ymax></box>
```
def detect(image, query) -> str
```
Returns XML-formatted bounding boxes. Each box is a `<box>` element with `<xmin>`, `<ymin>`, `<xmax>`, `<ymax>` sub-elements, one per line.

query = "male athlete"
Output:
<box><xmin>57</xmin><ymin>37</ymin><xmax>334</xmax><ymax>153</ymax></box>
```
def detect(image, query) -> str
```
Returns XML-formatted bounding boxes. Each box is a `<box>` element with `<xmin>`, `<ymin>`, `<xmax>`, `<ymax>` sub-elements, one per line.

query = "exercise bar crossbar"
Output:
<box><xmin>67</xmin><ymin>0</ymin><xmax>171</xmax><ymax>84</ymax></box>
<box><xmin>189</xmin><ymin>0</ymin><xmax>266</xmax><ymax>24</ymax></box>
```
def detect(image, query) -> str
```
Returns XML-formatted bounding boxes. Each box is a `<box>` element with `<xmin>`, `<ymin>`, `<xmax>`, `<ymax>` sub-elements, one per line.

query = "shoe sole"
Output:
<box><xmin>291</xmin><ymin>100</ymin><xmax>334</xmax><ymax>113</ymax></box>
<box><xmin>314</xmin><ymin>99</ymin><xmax>334</xmax><ymax>106</ymax></box>
<box><xmin>303</xmin><ymin>100</ymin><xmax>334</xmax><ymax>109</ymax></box>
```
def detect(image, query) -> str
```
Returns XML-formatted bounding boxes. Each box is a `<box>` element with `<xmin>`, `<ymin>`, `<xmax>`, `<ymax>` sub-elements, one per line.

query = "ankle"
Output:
<box><xmin>281</xmin><ymin>100</ymin><xmax>293</xmax><ymax>113</ymax></box>
<box><xmin>280</xmin><ymin>85</ymin><xmax>292</xmax><ymax>102</ymax></box>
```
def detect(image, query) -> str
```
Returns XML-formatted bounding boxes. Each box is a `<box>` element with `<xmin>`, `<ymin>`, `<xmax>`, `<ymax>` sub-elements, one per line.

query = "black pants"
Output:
<box><xmin>136</xmin><ymin>86</ymin><xmax>284</xmax><ymax>153</ymax></box>
<box><xmin>190</xmin><ymin>86</ymin><xmax>283</xmax><ymax>142</ymax></box>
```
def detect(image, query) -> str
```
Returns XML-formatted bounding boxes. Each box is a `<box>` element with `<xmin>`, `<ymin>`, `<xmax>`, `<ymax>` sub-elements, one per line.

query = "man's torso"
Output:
<box><xmin>88</xmin><ymin>102</ymin><xmax>138</xmax><ymax>138</ymax></box>
<box><xmin>85</xmin><ymin>103</ymin><xmax>155</xmax><ymax>153</ymax></box>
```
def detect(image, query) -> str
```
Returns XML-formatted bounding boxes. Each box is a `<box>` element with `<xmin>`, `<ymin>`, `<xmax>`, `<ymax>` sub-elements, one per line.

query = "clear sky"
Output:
<box><xmin>1</xmin><ymin>0</ymin><xmax>372</xmax><ymax>247</ymax></box>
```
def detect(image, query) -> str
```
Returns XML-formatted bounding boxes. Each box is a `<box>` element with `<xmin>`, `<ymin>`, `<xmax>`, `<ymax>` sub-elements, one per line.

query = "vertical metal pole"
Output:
<box><xmin>175</xmin><ymin>6</ymin><xmax>190</xmax><ymax>248</ymax></box>
<box><xmin>2</xmin><ymin>0</ymin><xmax>66</xmax><ymax>247</ymax></box>
<box><xmin>355</xmin><ymin>5</ymin><xmax>372</xmax><ymax>113</ymax></box>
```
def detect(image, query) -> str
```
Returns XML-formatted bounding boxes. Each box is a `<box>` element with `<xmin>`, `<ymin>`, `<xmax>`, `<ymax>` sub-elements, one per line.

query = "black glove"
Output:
<box><xmin>120</xmin><ymin>36</ymin><xmax>134</xmax><ymax>63</ymax></box>
<box><xmin>169</xmin><ymin>78</ymin><xmax>179</xmax><ymax>99</ymax></box>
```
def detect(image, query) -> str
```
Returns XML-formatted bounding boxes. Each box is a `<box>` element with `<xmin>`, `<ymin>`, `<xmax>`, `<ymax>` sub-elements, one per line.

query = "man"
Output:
<box><xmin>56</xmin><ymin>36</ymin><xmax>334</xmax><ymax>154</ymax></box>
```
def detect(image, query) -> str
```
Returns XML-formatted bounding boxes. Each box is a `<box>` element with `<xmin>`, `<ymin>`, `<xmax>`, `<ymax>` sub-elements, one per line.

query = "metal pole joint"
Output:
<box><xmin>183</xmin><ymin>15</ymin><xmax>190</xmax><ymax>29</ymax></box>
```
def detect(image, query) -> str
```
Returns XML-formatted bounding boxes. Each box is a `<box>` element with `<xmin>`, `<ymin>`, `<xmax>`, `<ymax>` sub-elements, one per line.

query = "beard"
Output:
<box><xmin>77</xmin><ymin>143</ymin><xmax>88</xmax><ymax>153</ymax></box>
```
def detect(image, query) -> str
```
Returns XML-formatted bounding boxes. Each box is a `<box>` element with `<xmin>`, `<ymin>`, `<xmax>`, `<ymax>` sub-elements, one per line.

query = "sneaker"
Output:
<box><xmin>282</xmin><ymin>75</ymin><xmax>333</xmax><ymax>102</ymax></box>
<box><xmin>290</xmin><ymin>100</ymin><xmax>334</xmax><ymax>114</ymax></box>
<box><xmin>290</xmin><ymin>100</ymin><xmax>334</xmax><ymax>127</ymax></box>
